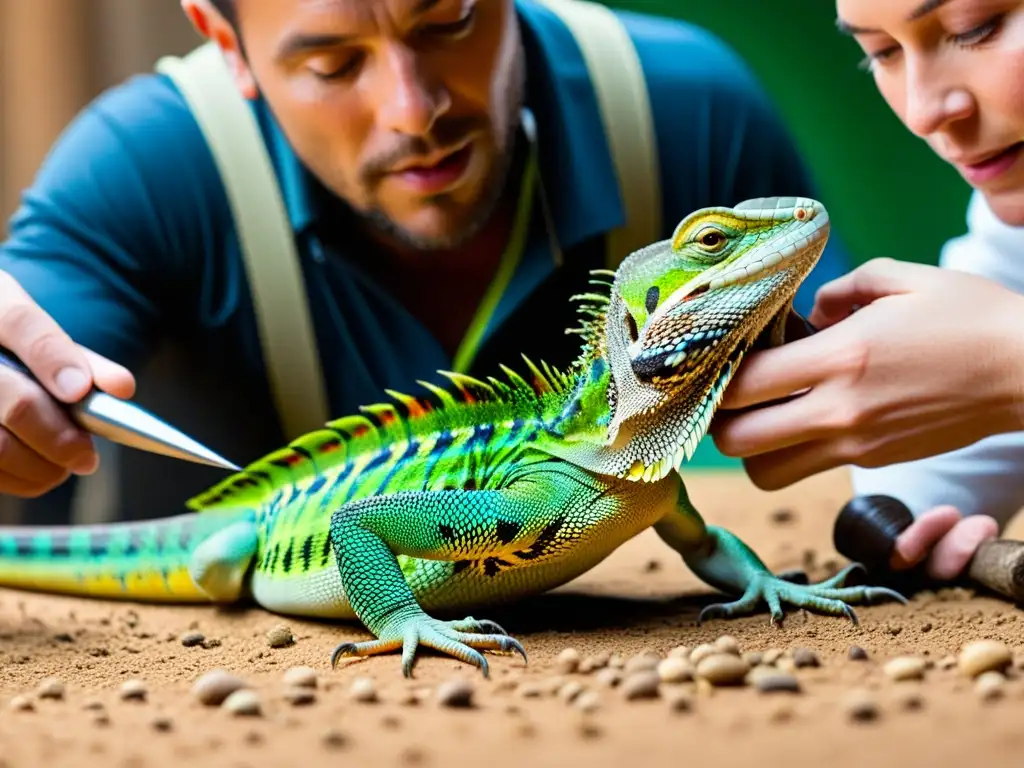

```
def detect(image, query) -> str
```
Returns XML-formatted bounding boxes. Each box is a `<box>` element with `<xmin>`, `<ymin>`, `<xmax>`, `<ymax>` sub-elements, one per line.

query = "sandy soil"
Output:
<box><xmin>1</xmin><ymin>468</ymin><xmax>1023</xmax><ymax>768</ymax></box>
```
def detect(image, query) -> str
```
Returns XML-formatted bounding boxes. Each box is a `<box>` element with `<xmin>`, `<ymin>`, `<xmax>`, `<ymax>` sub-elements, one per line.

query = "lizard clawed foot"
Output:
<box><xmin>697</xmin><ymin>563</ymin><xmax>907</xmax><ymax>626</ymax></box>
<box><xmin>330</xmin><ymin>614</ymin><xmax>527</xmax><ymax>678</ymax></box>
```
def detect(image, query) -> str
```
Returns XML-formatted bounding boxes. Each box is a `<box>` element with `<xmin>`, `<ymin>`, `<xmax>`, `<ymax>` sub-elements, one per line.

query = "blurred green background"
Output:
<box><xmin>602</xmin><ymin>1</ymin><xmax>975</xmax><ymax>468</ymax></box>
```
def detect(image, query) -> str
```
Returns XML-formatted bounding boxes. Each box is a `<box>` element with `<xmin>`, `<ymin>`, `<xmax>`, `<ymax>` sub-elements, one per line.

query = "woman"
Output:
<box><xmin>712</xmin><ymin>0</ymin><xmax>1024</xmax><ymax>581</ymax></box>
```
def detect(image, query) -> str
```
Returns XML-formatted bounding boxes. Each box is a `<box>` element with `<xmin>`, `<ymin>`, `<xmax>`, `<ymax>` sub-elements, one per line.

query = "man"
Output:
<box><xmin>0</xmin><ymin>0</ymin><xmax>849</xmax><ymax>523</ymax></box>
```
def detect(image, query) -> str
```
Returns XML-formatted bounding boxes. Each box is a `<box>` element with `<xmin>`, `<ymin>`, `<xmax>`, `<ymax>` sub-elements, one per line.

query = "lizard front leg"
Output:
<box><xmin>655</xmin><ymin>481</ymin><xmax>906</xmax><ymax>625</ymax></box>
<box><xmin>328</xmin><ymin>481</ymin><xmax>559</xmax><ymax>678</ymax></box>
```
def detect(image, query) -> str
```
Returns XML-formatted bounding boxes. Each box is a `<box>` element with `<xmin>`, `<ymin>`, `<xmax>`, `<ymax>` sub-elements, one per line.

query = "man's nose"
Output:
<box><xmin>373</xmin><ymin>45</ymin><xmax>451</xmax><ymax>136</ymax></box>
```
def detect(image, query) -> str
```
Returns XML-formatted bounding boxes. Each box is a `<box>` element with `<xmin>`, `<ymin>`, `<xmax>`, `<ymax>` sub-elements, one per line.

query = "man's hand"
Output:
<box><xmin>0</xmin><ymin>270</ymin><xmax>135</xmax><ymax>498</ymax></box>
<box><xmin>711</xmin><ymin>258</ymin><xmax>1024</xmax><ymax>490</ymax></box>
<box><xmin>892</xmin><ymin>505</ymin><xmax>998</xmax><ymax>580</ymax></box>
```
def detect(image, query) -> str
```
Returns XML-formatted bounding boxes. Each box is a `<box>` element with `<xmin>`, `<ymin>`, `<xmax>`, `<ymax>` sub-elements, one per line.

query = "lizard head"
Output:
<box><xmin>601</xmin><ymin>196</ymin><xmax>830</xmax><ymax>481</ymax></box>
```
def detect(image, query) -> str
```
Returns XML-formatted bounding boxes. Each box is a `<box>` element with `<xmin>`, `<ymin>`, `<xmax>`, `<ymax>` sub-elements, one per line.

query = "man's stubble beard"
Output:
<box><xmin>360</xmin><ymin>42</ymin><xmax>528</xmax><ymax>253</ymax></box>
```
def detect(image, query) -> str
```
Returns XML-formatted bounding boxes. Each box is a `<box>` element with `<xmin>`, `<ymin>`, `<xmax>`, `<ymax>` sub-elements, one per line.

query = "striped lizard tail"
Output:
<box><xmin>0</xmin><ymin>508</ymin><xmax>255</xmax><ymax>603</ymax></box>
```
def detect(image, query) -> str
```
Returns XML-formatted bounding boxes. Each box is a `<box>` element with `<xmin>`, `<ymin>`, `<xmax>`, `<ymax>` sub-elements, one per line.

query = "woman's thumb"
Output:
<box><xmin>809</xmin><ymin>257</ymin><xmax>930</xmax><ymax>327</ymax></box>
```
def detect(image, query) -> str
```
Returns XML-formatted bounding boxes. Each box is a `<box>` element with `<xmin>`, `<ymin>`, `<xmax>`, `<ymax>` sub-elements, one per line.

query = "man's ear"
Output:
<box><xmin>180</xmin><ymin>0</ymin><xmax>258</xmax><ymax>100</ymax></box>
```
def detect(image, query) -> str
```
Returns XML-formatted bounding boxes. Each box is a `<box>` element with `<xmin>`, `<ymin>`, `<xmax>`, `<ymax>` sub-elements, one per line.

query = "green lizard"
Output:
<box><xmin>0</xmin><ymin>196</ymin><xmax>904</xmax><ymax>677</ymax></box>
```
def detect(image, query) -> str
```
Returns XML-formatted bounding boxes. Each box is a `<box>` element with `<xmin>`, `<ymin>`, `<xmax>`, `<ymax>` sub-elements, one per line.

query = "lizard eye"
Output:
<box><xmin>696</xmin><ymin>228</ymin><xmax>727</xmax><ymax>250</ymax></box>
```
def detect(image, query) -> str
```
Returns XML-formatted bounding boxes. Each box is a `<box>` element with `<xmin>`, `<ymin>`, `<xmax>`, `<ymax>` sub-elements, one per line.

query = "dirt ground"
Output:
<box><xmin>2</xmin><ymin>468</ymin><xmax>1024</xmax><ymax>768</ymax></box>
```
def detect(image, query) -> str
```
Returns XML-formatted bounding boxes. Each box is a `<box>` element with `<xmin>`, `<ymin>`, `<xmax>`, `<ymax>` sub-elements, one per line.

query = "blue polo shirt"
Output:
<box><xmin>0</xmin><ymin>0</ymin><xmax>849</xmax><ymax>521</ymax></box>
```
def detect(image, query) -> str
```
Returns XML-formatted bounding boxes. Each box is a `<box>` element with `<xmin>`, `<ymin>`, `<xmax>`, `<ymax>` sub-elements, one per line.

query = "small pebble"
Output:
<box><xmin>119</xmin><ymin>679</ymin><xmax>147</xmax><ymax>702</ymax></box>
<box><xmin>558</xmin><ymin>680</ymin><xmax>585</xmax><ymax>704</ymax></box>
<box><xmin>151</xmin><ymin>716</ymin><xmax>173</xmax><ymax>732</ymax></box>
<box><xmin>792</xmin><ymin>648</ymin><xmax>820</xmax><ymax>669</ymax></box>
<box><xmin>848</xmin><ymin>646</ymin><xmax>869</xmax><ymax>661</ymax></box>
<box><xmin>436</xmin><ymin>679</ymin><xmax>474</xmax><ymax>708</ymax></box>
<box><xmin>689</xmin><ymin>644</ymin><xmax>717</xmax><ymax>666</ymax></box>
<box><xmin>667</xmin><ymin>645</ymin><xmax>691</xmax><ymax>660</ymax></box>
<box><xmin>574</xmin><ymin>691</ymin><xmax>601</xmax><ymax>713</ymax></box>
<box><xmin>578</xmin><ymin>654</ymin><xmax>607</xmax><ymax>674</ymax></box>
<box><xmin>620</xmin><ymin>671</ymin><xmax>660</xmax><ymax>700</ymax></box>
<box><xmin>266</xmin><ymin>624</ymin><xmax>295</xmax><ymax>648</ymax></box>
<box><xmin>883</xmin><ymin>656</ymin><xmax>927</xmax><ymax>682</ymax></box>
<box><xmin>516</xmin><ymin>682</ymin><xmax>544</xmax><ymax>698</ymax></box>
<box><xmin>36</xmin><ymin>677</ymin><xmax>65</xmax><ymax>700</ymax></box>
<box><xmin>555</xmin><ymin>647</ymin><xmax>581</xmax><ymax>674</ymax></box>
<box><xmin>742</xmin><ymin>651</ymin><xmax>763</xmax><ymax>667</ymax></box>
<box><xmin>322</xmin><ymin>729</ymin><xmax>348</xmax><ymax>750</ymax></box>
<box><xmin>83</xmin><ymin>700</ymin><xmax>105</xmax><ymax>711</ymax></box>
<box><xmin>714</xmin><ymin>635</ymin><xmax>741</xmax><ymax>656</ymax></box>
<box><xmin>8</xmin><ymin>695</ymin><xmax>33</xmax><ymax>712</ymax></box>
<box><xmin>891</xmin><ymin>685</ymin><xmax>924</xmax><ymax>711</ymax></box>
<box><xmin>762</xmin><ymin>649</ymin><xmax>784</xmax><ymax>665</ymax></box>
<box><xmin>350</xmin><ymin>677</ymin><xmax>378</xmax><ymax>703</ymax></box>
<box><xmin>594</xmin><ymin>668</ymin><xmax>621</xmax><ymax>688</ymax></box>
<box><xmin>775</xmin><ymin>658</ymin><xmax>798</xmax><ymax>675</ymax></box>
<box><xmin>656</xmin><ymin>657</ymin><xmax>693</xmax><ymax>684</ymax></box>
<box><xmin>770</xmin><ymin>508</ymin><xmax>794</xmax><ymax>524</ymax></box>
<box><xmin>623</xmin><ymin>652</ymin><xmax>660</xmax><ymax>674</ymax></box>
<box><xmin>769</xmin><ymin>702</ymin><xmax>796</xmax><ymax>724</ymax></box>
<box><xmin>282</xmin><ymin>666</ymin><xmax>318</xmax><ymax>688</ymax></box>
<box><xmin>282</xmin><ymin>686</ymin><xmax>316</xmax><ymax>706</ymax></box>
<box><xmin>180</xmin><ymin>632</ymin><xmax>205</xmax><ymax>648</ymax></box>
<box><xmin>938</xmin><ymin>655</ymin><xmax>958</xmax><ymax>670</ymax></box>
<box><xmin>191</xmin><ymin>670</ymin><xmax>248</xmax><ymax>706</ymax></box>
<box><xmin>696</xmin><ymin>653</ymin><xmax>749</xmax><ymax>686</ymax></box>
<box><xmin>663</xmin><ymin>687</ymin><xmax>693</xmax><ymax>712</ymax></box>
<box><xmin>843</xmin><ymin>689</ymin><xmax>879</xmax><ymax>722</ymax></box>
<box><xmin>753</xmin><ymin>672</ymin><xmax>801</xmax><ymax>694</ymax></box>
<box><xmin>974</xmin><ymin>671</ymin><xmax>1005</xmax><ymax>701</ymax></box>
<box><xmin>959</xmin><ymin>639</ymin><xmax>1013</xmax><ymax>678</ymax></box>
<box><xmin>222</xmin><ymin>688</ymin><xmax>261</xmax><ymax>716</ymax></box>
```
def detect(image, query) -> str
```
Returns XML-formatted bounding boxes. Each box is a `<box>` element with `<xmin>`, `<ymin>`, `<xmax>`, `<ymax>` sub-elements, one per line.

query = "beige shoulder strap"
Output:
<box><xmin>153</xmin><ymin>3</ymin><xmax>657</xmax><ymax>439</ymax></box>
<box><xmin>155</xmin><ymin>42</ymin><xmax>330</xmax><ymax>439</ymax></box>
<box><xmin>536</xmin><ymin>0</ymin><xmax>662</xmax><ymax>267</ymax></box>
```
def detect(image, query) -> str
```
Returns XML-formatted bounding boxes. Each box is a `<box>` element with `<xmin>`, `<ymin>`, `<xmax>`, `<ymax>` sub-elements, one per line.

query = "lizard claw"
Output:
<box><xmin>697</xmin><ymin>567</ymin><xmax>906</xmax><ymax>626</ymax></box>
<box><xmin>329</xmin><ymin>614</ymin><xmax>527</xmax><ymax>678</ymax></box>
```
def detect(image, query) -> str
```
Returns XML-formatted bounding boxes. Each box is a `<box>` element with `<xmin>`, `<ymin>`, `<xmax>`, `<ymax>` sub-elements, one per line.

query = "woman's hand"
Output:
<box><xmin>710</xmin><ymin>258</ymin><xmax>1024</xmax><ymax>490</ymax></box>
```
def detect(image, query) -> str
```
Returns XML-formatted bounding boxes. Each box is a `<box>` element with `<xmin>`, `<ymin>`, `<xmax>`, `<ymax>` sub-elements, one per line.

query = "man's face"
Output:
<box><xmin>835</xmin><ymin>0</ymin><xmax>1024</xmax><ymax>225</ymax></box>
<box><xmin>231</xmin><ymin>0</ymin><xmax>524</xmax><ymax>250</ymax></box>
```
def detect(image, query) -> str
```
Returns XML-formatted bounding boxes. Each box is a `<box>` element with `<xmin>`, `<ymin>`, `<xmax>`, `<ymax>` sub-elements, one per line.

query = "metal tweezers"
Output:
<box><xmin>0</xmin><ymin>347</ymin><xmax>240</xmax><ymax>472</ymax></box>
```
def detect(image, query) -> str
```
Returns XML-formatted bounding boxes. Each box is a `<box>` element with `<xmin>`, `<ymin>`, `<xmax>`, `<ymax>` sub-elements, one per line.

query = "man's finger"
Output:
<box><xmin>925</xmin><ymin>514</ymin><xmax>999</xmax><ymax>581</ymax></box>
<box><xmin>0</xmin><ymin>429</ymin><xmax>73</xmax><ymax>487</ymax></box>
<box><xmin>890</xmin><ymin>506</ymin><xmax>962</xmax><ymax>570</ymax></box>
<box><xmin>0</xmin><ymin>365</ymin><xmax>96</xmax><ymax>472</ymax></box>
<box><xmin>83</xmin><ymin>349</ymin><xmax>136</xmax><ymax>400</ymax></box>
<box><xmin>0</xmin><ymin>271</ymin><xmax>93</xmax><ymax>402</ymax></box>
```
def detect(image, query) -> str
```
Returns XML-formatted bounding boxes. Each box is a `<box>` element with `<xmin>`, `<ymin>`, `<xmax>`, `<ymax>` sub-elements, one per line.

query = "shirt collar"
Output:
<box><xmin>256</xmin><ymin>0</ymin><xmax>626</xmax><ymax>249</ymax></box>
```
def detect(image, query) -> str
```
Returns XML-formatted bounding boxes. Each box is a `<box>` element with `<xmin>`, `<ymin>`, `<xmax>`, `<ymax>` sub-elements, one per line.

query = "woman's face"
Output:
<box><xmin>836</xmin><ymin>0</ymin><xmax>1024</xmax><ymax>224</ymax></box>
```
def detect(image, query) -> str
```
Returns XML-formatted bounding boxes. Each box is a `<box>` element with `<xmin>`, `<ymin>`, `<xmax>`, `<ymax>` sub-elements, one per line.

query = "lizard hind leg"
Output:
<box><xmin>187</xmin><ymin>520</ymin><xmax>259</xmax><ymax>602</ymax></box>
<box><xmin>654</xmin><ymin>483</ymin><xmax>907</xmax><ymax>626</ymax></box>
<box><xmin>327</xmin><ymin>487</ymin><xmax>542</xmax><ymax>678</ymax></box>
